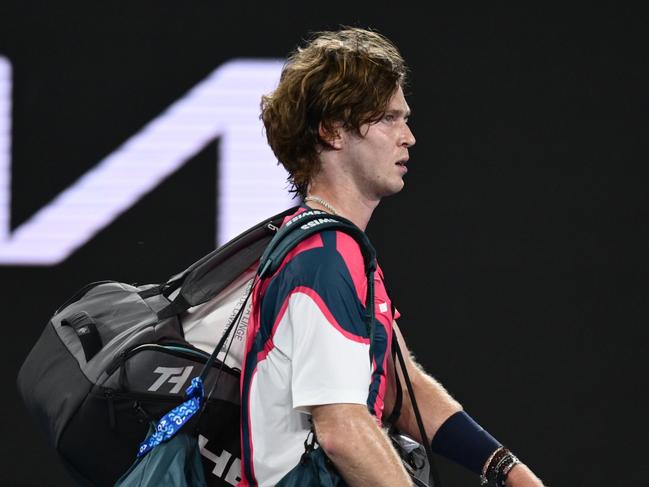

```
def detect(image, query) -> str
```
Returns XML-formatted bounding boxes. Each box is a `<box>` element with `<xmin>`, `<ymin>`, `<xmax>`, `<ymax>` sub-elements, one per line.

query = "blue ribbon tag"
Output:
<box><xmin>136</xmin><ymin>376</ymin><xmax>204</xmax><ymax>458</ymax></box>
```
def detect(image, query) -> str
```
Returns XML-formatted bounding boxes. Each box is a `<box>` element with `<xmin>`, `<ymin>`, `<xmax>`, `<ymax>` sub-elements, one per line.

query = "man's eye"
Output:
<box><xmin>383</xmin><ymin>114</ymin><xmax>395</xmax><ymax>122</ymax></box>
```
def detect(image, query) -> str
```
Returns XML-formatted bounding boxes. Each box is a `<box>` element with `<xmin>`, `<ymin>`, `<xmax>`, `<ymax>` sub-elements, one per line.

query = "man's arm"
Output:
<box><xmin>385</xmin><ymin>324</ymin><xmax>462</xmax><ymax>441</ymax></box>
<box><xmin>386</xmin><ymin>323</ymin><xmax>545</xmax><ymax>487</ymax></box>
<box><xmin>311</xmin><ymin>403</ymin><xmax>411</xmax><ymax>487</ymax></box>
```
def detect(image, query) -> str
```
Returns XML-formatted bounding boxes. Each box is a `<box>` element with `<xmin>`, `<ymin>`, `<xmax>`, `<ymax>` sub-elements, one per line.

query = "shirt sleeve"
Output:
<box><xmin>288</xmin><ymin>289</ymin><xmax>372</xmax><ymax>412</ymax></box>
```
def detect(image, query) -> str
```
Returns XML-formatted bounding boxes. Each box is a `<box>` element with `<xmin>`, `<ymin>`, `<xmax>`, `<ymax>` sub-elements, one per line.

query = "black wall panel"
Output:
<box><xmin>1</xmin><ymin>4</ymin><xmax>647</xmax><ymax>486</ymax></box>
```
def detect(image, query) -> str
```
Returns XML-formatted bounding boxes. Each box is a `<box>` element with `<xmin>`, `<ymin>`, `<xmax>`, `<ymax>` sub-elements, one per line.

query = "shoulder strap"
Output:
<box><xmin>258</xmin><ymin>209</ymin><xmax>376</xmax><ymax>278</ymax></box>
<box><xmin>257</xmin><ymin>209</ymin><xmax>378</xmax><ymax>357</ymax></box>
<box><xmin>393</xmin><ymin>337</ymin><xmax>442</xmax><ymax>487</ymax></box>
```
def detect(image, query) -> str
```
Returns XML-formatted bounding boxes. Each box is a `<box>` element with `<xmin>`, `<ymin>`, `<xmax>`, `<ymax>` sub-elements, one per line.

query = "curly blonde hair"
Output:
<box><xmin>261</xmin><ymin>27</ymin><xmax>408</xmax><ymax>197</ymax></box>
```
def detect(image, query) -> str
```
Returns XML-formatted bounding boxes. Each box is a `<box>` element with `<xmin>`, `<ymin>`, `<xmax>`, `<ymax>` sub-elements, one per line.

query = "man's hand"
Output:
<box><xmin>505</xmin><ymin>463</ymin><xmax>545</xmax><ymax>487</ymax></box>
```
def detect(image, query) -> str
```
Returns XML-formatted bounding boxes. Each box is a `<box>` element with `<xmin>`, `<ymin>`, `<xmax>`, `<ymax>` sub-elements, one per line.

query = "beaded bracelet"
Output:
<box><xmin>480</xmin><ymin>447</ymin><xmax>503</xmax><ymax>485</ymax></box>
<box><xmin>496</xmin><ymin>453</ymin><xmax>521</xmax><ymax>486</ymax></box>
<box><xmin>479</xmin><ymin>447</ymin><xmax>521</xmax><ymax>487</ymax></box>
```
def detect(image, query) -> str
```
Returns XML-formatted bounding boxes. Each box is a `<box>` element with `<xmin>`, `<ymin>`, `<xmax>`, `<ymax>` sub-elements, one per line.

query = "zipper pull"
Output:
<box><xmin>267</xmin><ymin>223</ymin><xmax>279</xmax><ymax>232</ymax></box>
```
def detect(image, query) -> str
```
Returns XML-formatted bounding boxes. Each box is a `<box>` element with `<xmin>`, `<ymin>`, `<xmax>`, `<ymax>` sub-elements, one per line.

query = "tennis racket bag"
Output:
<box><xmin>16</xmin><ymin>207</ymin><xmax>297</xmax><ymax>487</ymax></box>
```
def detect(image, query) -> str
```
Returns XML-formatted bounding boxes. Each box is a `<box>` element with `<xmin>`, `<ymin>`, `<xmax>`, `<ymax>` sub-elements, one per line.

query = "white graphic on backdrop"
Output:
<box><xmin>0</xmin><ymin>57</ymin><xmax>292</xmax><ymax>265</ymax></box>
<box><xmin>0</xmin><ymin>57</ymin><xmax>10</xmax><ymax>259</ymax></box>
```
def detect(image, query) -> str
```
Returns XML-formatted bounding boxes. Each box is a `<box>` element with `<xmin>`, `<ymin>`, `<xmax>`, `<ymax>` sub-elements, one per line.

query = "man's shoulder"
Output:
<box><xmin>267</xmin><ymin>230</ymin><xmax>365</xmax><ymax>306</ymax></box>
<box><xmin>287</xmin><ymin>228</ymin><xmax>364</xmax><ymax>270</ymax></box>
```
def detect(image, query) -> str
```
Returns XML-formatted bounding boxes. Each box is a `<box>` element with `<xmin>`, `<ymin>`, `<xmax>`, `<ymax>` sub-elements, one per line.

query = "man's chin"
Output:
<box><xmin>372</xmin><ymin>177</ymin><xmax>406</xmax><ymax>200</ymax></box>
<box><xmin>388</xmin><ymin>179</ymin><xmax>406</xmax><ymax>196</ymax></box>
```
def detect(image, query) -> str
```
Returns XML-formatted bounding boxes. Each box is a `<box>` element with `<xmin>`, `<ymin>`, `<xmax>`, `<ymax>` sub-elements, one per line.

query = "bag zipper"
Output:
<box><xmin>105</xmin><ymin>342</ymin><xmax>239</xmax><ymax>377</ymax></box>
<box><xmin>102</xmin><ymin>343</ymin><xmax>239</xmax><ymax>430</ymax></box>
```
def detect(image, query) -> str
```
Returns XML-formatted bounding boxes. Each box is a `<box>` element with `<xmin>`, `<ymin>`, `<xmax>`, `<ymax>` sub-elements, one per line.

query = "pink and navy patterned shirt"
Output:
<box><xmin>239</xmin><ymin>207</ymin><xmax>398</xmax><ymax>486</ymax></box>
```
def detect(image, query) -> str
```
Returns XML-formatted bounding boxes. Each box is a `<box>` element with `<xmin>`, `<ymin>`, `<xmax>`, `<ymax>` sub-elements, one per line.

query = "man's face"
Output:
<box><xmin>340</xmin><ymin>85</ymin><xmax>416</xmax><ymax>200</ymax></box>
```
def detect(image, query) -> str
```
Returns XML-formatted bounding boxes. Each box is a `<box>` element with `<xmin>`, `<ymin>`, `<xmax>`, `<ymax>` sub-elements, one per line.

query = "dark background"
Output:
<box><xmin>1</xmin><ymin>3</ymin><xmax>647</xmax><ymax>486</ymax></box>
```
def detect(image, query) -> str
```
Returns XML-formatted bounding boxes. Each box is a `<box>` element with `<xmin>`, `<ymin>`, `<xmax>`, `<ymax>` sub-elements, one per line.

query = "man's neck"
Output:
<box><xmin>304</xmin><ymin>186</ymin><xmax>378</xmax><ymax>231</ymax></box>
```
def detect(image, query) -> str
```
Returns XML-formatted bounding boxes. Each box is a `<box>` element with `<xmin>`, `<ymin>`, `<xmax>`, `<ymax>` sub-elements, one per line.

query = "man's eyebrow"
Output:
<box><xmin>386</xmin><ymin>108</ymin><xmax>412</xmax><ymax>118</ymax></box>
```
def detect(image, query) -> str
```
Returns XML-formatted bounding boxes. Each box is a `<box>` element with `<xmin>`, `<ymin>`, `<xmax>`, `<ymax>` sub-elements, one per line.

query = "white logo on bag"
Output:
<box><xmin>300</xmin><ymin>217</ymin><xmax>336</xmax><ymax>230</ymax></box>
<box><xmin>198</xmin><ymin>435</ymin><xmax>241</xmax><ymax>485</ymax></box>
<box><xmin>284</xmin><ymin>209</ymin><xmax>326</xmax><ymax>227</ymax></box>
<box><xmin>148</xmin><ymin>366</ymin><xmax>194</xmax><ymax>394</ymax></box>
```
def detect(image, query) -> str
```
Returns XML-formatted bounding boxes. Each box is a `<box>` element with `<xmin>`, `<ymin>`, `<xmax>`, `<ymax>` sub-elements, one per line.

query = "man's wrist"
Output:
<box><xmin>481</xmin><ymin>447</ymin><xmax>504</xmax><ymax>480</ymax></box>
<box><xmin>479</xmin><ymin>447</ymin><xmax>521</xmax><ymax>487</ymax></box>
<box><xmin>430</xmin><ymin>411</ymin><xmax>502</xmax><ymax>475</ymax></box>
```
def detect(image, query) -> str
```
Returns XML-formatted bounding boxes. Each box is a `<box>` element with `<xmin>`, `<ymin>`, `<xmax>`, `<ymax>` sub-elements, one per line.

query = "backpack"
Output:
<box><xmin>17</xmin><ymin>206</ymin><xmax>435</xmax><ymax>487</ymax></box>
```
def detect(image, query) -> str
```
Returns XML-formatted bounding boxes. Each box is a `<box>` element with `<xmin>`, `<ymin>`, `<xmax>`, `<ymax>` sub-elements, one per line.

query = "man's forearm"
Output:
<box><xmin>387</xmin><ymin>324</ymin><xmax>545</xmax><ymax>486</ymax></box>
<box><xmin>312</xmin><ymin>403</ymin><xmax>411</xmax><ymax>487</ymax></box>
<box><xmin>389</xmin><ymin>323</ymin><xmax>462</xmax><ymax>443</ymax></box>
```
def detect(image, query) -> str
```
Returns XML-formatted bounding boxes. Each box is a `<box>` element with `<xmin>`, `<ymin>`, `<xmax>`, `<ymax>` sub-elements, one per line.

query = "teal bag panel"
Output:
<box><xmin>114</xmin><ymin>428</ymin><xmax>207</xmax><ymax>487</ymax></box>
<box><xmin>275</xmin><ymin>447</ymin><xmax>347</xmax><ymax>487</ymax></box>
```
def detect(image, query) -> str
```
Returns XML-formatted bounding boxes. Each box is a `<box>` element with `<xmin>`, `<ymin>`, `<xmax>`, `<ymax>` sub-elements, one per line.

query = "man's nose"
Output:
<box><xmin>402</xmin><ymin>124</ymin><xmax>416</xmax><ymax>148</ymax></box>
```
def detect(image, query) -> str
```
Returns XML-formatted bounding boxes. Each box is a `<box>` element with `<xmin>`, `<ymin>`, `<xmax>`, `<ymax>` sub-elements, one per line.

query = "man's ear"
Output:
<box><xmin>318</xmin><ymin>121</ymin><xmax>344</xmax><ymax>150</ymax></box>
